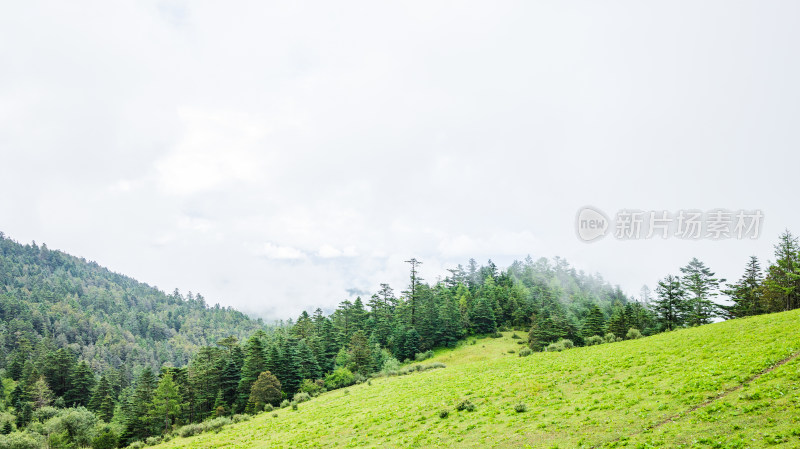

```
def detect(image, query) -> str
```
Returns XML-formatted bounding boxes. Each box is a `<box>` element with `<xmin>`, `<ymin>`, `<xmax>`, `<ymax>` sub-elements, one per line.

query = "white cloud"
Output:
<box><xmin>260</xmin><ymin>242</ymin><xmax>306</xmax><ymax>260</ymax></box>
<box><xmin>2</xmin><ymin>1</ymin><xmax>799</xmax><ymax>320</ymax></box>
<box><xmin>318</xmin><ymin>244</ymin><xmax>358</xmax><ymax>258</ymax></box>
<box><xmin>155</xmin><ymin>108</ymin><xmax>271</xmax><ymax>196</ymax></box>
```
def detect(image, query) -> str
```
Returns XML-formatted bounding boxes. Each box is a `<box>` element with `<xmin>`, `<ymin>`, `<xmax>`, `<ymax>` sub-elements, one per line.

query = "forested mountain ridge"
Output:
<box><xmin>0</xmin><ymin>232</ymin><xmax>265</xmax><ymax>375</ymax></box>
<box><xmin>0</xmin><ymin>231</ymin><xmax>651</xmax><ymax>448</ymax></box>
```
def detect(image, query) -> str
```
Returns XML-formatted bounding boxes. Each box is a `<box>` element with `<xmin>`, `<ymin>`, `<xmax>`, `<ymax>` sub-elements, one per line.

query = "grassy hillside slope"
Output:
<box><xmin>154</xmin><ymin>310</ymin><xmax>800</xmax><ymax>448</ymax></box>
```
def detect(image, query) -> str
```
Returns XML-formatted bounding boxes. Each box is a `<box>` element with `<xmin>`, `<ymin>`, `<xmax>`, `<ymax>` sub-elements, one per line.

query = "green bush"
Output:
<box><xmin>511</xmin><ymin>333</ymin><xmax>521</xmax><ymax>339</ymax></box>
<box><xmin>545</xmin><ymin>342</ymin><xmax>565</xmax><ymax>352</ymax></box>
<box><xmin>560</xmin><ymin>339</ymin><xmax>574</xmax><ymax>349</ymax></box>
<box><xmin>291</xmin><ymin>402</ymin><xmax>298</xmax><ymax>411</ymax></box>
<box><xmin>299</xmin><ymin>379</ymin><xmax>325</xmax><ymax>397</ymax></box>
<box><xmin>489</xmin><ymin>332</ymin><xmax>503</xmax><ymax>338</ymax></box>
<box><xmin>456</xmin><ymin>399</ymin><xmax>476</xmax><ymax>412</ymax></box>
<box><xmin>178</xmin><ymin>423</ymin><xmax>204</xmax><ymax>438</ymax></box>
<box><xmin>626</xmin><ymin>328</ymin><xmax>643</xmax><ymax>339</ymax></box>
<box><xmin>0</xmin><ymin>431</ymin><xmax>44</xmax><ymax>449</ymax></box>
<box><xmin>439</xmin><ymin>409</ymin><xmax>449</xmax><ymax>418</ymax></box>
<box><xmin>514</xmin><ymin>403</ymin><xmax>527</xmax><ymax>413</ymax></box>
<box><xmin>604</xmin><ymin>333</ymin><xmax>617</xmax><ymax>344</ymax></box>
<box><xmin>585</xmin><ymin>335</ymin><xmax>603</xmax><ymax>346</ymax></box>
<box><xmin>324</xmin><ymin>368</ymin><xmax>356</xmax><ymax>390</ymax></box>
<box><xmin>414</xmin><ymin>350</ymin><xmax>434</xmax><ymax>361</ymax></box>
<box><xmin>293</xmin><ymin>392</ymin><xmax>311</xmax><ymax>403</ymax></box>
<box><xmin>264</xmin><ymin>404</ymin><xmax>274</xmax><ymax>412</ymax></box>
<box><xmin>280</xmin><ymin>399</ymin><xmax>290</xmax><ymax>408</ymax></box>
<box><xmin>92</xmin><ymin>426</ymin><xmax>118</xmax><ymax>449</ymax></box>
<box><xmin>518</xmin><ymin>347</ymin><xmax>532</xmax><ymax>357</ymax></box>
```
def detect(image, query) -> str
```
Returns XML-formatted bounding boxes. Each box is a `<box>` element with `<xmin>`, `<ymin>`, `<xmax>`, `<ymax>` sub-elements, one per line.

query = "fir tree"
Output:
<box><xmin>470</xmin><ymin>297</ymin><xmax>497</xmax><ymax>334</ymax></box>
<box><xmin>236</xmin><ymin>335</ymin><xmax>267</xmax><ymax>413</ymax></box>
<box><xmin>150</xmin><ymin>372</ymin><xmax>181</xmax><ymax>435</ymax></box>
<box><xmin>680</xmin><ymin>258</ymin><xmax>723</xmax><ymax>326</ymax></box>
<box><xmin>65</xmin><ymin>361</ymin><xmax>95</xmax><ymax>407</ymax></box>
<box><xmin>653</xmin><ymin>275</ymin><xmax>688</xmax><ymax>331</ymax></box>
<box><xmin>583</xmin><ymin>304</ymin><xmax>605</xmax><ymax>338</ymax></box>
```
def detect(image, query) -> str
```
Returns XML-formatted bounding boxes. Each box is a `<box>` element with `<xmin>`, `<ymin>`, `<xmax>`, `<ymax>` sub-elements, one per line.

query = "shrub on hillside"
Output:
<box><xmin>490</xmin><ymin>332</ymin><xmax>503</xmax><ymax>338</ymax></box>
<box><xmin>585</xmin><ymin>335</ymin><xmax>603</xmax><ymax>346</ymax></box>
<box><xmin>0</xmin><ymin>431</ymin><xmax>43</xmax><ymax>449</ymax></box>
<box><xmin>545</xmin><ymin>342</ymin><xmax>564</xmax><ymax>352</ymax></box>
<box><xmin>604</xmin><ymin>333</ymin><xmax>617</xmax><ymax>344</ymax></box>
<box><xmin>518</xmin><ymin>347</ymin><xmax>532</xmax><ymax>357</ymax></box>
<box><xmin>560</xmin><ymin>339</ymin><xmax>574</xmax><ymax>349</ymax></box>
<box><xmin>293</xmin><ymin>392</ymin><xmax>311</xmax><ymax>403</ymax></box>
<box><xmin>511</xmin><ymin>333</ymin><xmax>521</xmax><ymax>339</ymax></box>
<box><xmin>324</xmin><ymin>368</ymin><xmax>356</xmax><ymax>390</ymax></box>
<box><xmin>626</xmin><ymin>328</ymin><xmax>643</xmax><ymax>339</ymax></box>
<box><xmin>299</xmin><ymin>379</ymin><xmax>326</xmax><ymax>397</ymax></box>
<box><xmin>414</xmin><ymin>350</ymin><xmax>434</xmax><ymax>361</ymax></box>
<box><xmin>439</xmin><ymin>409</ymin><xmax>449</xmax><ymax>418</ymax></box>
<box><xmin>280</xmin><ymin>399</ymin><xmax>290</xmax><ymax>409</ymax></box>
<box><xmin>456</xmin><ymin>399</ymin><xmax>476</xmax><ymax>412</ymax></box>
<box><xmin>514</xmin><ymin>403</ymin><xmax>527</xmax><ymax>413</ymax></box>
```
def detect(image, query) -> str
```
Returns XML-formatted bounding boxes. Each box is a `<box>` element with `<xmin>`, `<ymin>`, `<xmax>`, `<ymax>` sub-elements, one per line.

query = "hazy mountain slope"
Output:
<box><xmin>0</xmin><ymin>232</ymin><xmax>265</xmax><ymax>374</ymax></box>
<box><xmin>154</xmin><ymin>310</ymin><xmax>800</xmax><ymax>448</ymax></box>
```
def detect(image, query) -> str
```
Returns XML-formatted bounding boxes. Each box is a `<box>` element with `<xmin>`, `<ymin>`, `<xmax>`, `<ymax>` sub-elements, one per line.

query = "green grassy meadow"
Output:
<box><xmin>154</xmin><ymin>310</ymin><xmax>800</xmax><ymax>448</ymax></box>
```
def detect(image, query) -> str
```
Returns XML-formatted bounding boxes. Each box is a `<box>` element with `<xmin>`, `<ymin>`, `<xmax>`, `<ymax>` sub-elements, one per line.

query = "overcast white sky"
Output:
<box><xmin>1</xmin><ymin>1</ymin><xmax>798</xmax><ymax>320</ymax></box>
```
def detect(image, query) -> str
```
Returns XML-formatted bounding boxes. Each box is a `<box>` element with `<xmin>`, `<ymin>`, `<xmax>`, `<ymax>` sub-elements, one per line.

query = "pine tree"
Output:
<box><xmin>296</xmin><ymin>339</ymin><xmax>321</xmax><ymax>381</ymax></box>
<box><xmin>7</xmin><ymin>352</ymin><xmax>24</xmax><ymax>381</ymax></box>
<box><xmin>680</xmin><ymin>258</ymin><xmax>723</xmax><ymax>326</ymax></box>
<box><xmin>43</xmin><ymin>348</ymin><xmax>75</xmax><ymax>398</ymax></box>
<box><xmin>348</xmin><ymin>331</ymin><xmax>372</xmax><ymax>375</ymax></box>
<box><xmin>278</xmin><ymin>338</ymin><xmax>303</xmax><ymax>395</ymax></box>
<box><xmin>583</xmin><ymin>304</ymin><xmax>605</xmax><ymax>338</ymax></box>
<box><xmin>436</xmin><ymin>290</ymin><xmax>462</xmax><ymax>347</ymax></box>
<box><xmin>30</xmin><ymin>376</ymin><xmax>54</xmax><ymax>409</ymax></box>
<box><xmin>292</xmin><ymin>311</ymin><xmax>314</xmax><ymax>341</ymax></box>
<box><xmin>606</xmin><ymin>306</ymin><xmax>628</xmax><ymax>338</ymax></box>
<box><xmin>90</xmin><ymin>375</ymin><xmax>113</xmax><ymax>412</ymax></box>
<box><xmin>65</xmin><ymin>361</ymin><xmax>95</xmax><ymax>407</ymax></box>
<box><xmin>762</xmin><ymin>230</ymin><xmax>800</xmax><ymax>312</ymax></box>
<box><xmin>653</xmin><ymin>275</ymin><xmax>688</xmax><ymax>331</ymax></box>
<box><xmin>402</xmin><ymin>328</ymin><xmax>420</xmax><ymax>360</ymax></box>
<box><xmin>721</xmin><ymin>256</ymin><xmax>764</xmax><ymax>318</ymax></box>
<box><xmin>99</xmin><ymin>394</ymin><xmax>115</xmax><ymax>422</ymax></box>
<box><xmin>219</xmin><ymin>359</ymin><xmax>241</xmax><ymax>409</ymax></box>
<box><xmin>470</xmin><ymin>297</ymin><xmax>497</xmax><ymax>334</ymax></box>
<box><xmin>120</xmin><ymin>367</ymin><xmax>157</xmax><ymax>445</ymax></box>
<box><xmin>236</xmin><ymin>335</ymin><xmax>267</xmax><ymax>413</ymax></box>
<box><xmin>150</xmin><ymin>372</ymin><xmax>181</xmax><ymax>435</ymax></box>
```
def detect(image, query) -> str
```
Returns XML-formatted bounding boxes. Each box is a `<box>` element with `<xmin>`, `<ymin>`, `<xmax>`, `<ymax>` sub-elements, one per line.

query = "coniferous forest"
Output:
<box><xmin>1</xmin><ymin>230</ymin><xmax>800</xmax><ymax>448</ymax></box>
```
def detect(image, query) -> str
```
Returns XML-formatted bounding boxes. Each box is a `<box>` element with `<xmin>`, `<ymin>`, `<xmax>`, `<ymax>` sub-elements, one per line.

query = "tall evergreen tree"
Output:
<box><xmin>761</xmin><ymin>230</ymin><xmax>800</xmax><ymax>312</ymax></box>
<box><xmin>120</xmin><ymin>367</ymin><xmax>157</xmax><ymax>445</ymax></box>
<box><xmin>65</xmin><ymin>361</ymin><xmax>95</xmax><ymax>407</ymax></box>
<box><xmin>721</xmin><ymin>256</ymin><xmax>764</xmax><ymax>318</ymax></box>
<box><xmin>150</xmin><ymin>372</ymin><xmax>181</xmax><ymax>435</ymax></box>
<box><xmin>470</xmin><ymin>297</ymin><xmax>497</xmax><ymax>334</ymax></box>
<box><xmin>653</xmin><ymin>275</ymin><xmax>688</xmax><ymax>331</ymax></box>
<box><xmin>680</xmin><ymin>258</ymin><xmax>723</xmax><ymax>326</ymax></box>
<box><xmin>583</xmin><ymin>304</ymin><xmax>605</xmax><ymax>337</ymax></box>
<box><xmin>236</xmin><ymin>335</ymin><xmax>267</xmax><ymax>412</ymax></box>
<box><xmin>296</xmin><ymin>339</ymin><xmax>322</xmax><ymax>381</ymax></box>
